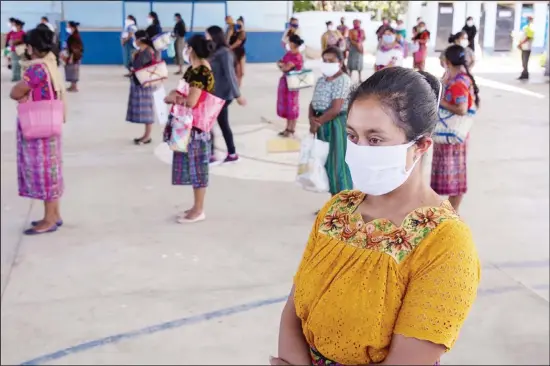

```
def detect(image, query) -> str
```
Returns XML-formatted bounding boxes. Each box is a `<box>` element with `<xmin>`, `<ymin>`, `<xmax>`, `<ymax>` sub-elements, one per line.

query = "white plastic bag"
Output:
<box><xmin>296</xmin><ymin>134</ymin><xmax>330</xmax><ymax>193</ymax></box>
<box><xmin>152</xmin><ymin>86</ymin><xmax>168</xmax><ymax>125</ymax></box>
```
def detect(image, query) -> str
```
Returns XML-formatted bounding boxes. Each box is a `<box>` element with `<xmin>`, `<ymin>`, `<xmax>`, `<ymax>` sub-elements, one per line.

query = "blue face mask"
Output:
<box><xmin>382</xmin><ymin>34</ymin><xmax>395</xmax><ymax>44</ymax></box>
<box><xmin>234</xmin><ymin>24</ymin><xmax>241</xmax><ymax>31</ymax></box>
<box><xmin>290</xmin><ymin>23</ymin><xmax>299</xmax><ymax>29</ymax></box>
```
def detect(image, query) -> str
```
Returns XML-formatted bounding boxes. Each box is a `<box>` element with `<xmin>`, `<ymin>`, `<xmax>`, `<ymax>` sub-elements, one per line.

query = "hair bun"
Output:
<box><xmin>418</xmin><ymin>71</ymin><xmax>441</xmax><ymax>103</ymax></box>
<box><xmin>206</xmin><ymin>40</ymin><xmax>216</xmax><ymax>53</ymax></box>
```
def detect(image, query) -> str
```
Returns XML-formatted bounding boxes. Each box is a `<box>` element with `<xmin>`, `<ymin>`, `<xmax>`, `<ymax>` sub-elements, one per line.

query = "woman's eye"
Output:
<box><xmin>346</xmin><ymin>131</ymin><xmax>358</xmax><ymax>144</ymax></box>
<box><xmin>368</xmin><ymin>137</ymin><xmax>382</xmax><ymax>145</ymax></box>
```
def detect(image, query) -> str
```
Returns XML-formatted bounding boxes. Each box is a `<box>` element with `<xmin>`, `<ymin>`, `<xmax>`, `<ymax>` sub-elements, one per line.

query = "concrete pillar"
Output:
<box><xmin>453</xmin><ymin>1</ymin><xmax>467</xmax><ymax>34</ymax></box>
<box><xmin>483</xmin><ymin>1</ymin><xmax>497</xmax><ymax>50</ymax></box>
<box><xmin>425</xmin><ymin>1</ymin><xmax>439</xmax><ymax>49</ymax></box>
<box><xmin>533</xmin><ymin>2</ymin><xmax>548</xmax><ymax>51</ymax></box>
<box><xmin>466</xmin><ymin>1</ymin><xmax>482</xmax><ymax>59</ymax></box>
<box><xmin>406</xmin><ymin>0</ymin><xmax>422</xmax><ymax>37</ymax></box>
<box><xmin>513</xmin><ymin>1</ymin><xmax>523</xmax><ymax>47</ymax></box>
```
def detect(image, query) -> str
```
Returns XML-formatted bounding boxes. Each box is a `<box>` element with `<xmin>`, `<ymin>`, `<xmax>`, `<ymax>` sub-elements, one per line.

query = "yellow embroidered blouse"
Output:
<box><xmin>293</xmin><ymin>190</ymin><xmax>481</xmax><ymax>365</ymax></box>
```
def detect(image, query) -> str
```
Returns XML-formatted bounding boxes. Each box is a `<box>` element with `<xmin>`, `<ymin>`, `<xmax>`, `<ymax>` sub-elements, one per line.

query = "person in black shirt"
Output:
<box><xmin>461</xmin><ymin>16</ymin><xmax>477</xmax><ymax>52</ymax></box>
<box><xmin>172</xmin><ymin>13</ymin><xmax>187</xmax><ymax>75</ymax></box>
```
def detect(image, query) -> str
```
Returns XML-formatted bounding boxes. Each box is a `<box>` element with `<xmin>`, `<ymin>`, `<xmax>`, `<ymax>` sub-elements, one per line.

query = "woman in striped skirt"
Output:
<box><xmin>431</xmin><ymin>45</ymin><xmax>480</xmax><ymax>212</ymax></box>
<box><xmin>64</xmin><ymin>21</ymin><xmax>83</xmax><ymax>92</ymax></box>
<box><xmin>309</xmin><ymin>47</ymin><xmax>353</xmax><ymax>198</ymax></box>
<box><xmin>11</xmin><ymin>26</ymin><xmax>66</xmax><ymax>235</ymax></box>
<box><xmin>126</xmin><ymin>30</ymin><xmax>157</xmax><ymax>145</ymax></box>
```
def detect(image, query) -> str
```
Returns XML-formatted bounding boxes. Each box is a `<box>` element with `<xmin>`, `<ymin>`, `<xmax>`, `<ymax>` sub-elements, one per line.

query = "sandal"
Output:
<box><xmin>277</xmin><ymin>129</ymin><xmax>295</xmax><ymax>138</ymax></box>
<box><xmin>24</xmin><ymin>224</ymin><xmax>58</xmax><ymax>236</ymax></box>
<box><xmin>134</xmin><ymin>138</ymin><xmax>152</xmax><ymax>145</ymax></box>
<box><xmin>32</xmin><ymin>219</ymin><xmax>63</xmax><ymax>227</ymax></box>
<box><xmin>176</xmin><ymin>212</ymin><xmax>206</xmax><ymax>224</ymax></box>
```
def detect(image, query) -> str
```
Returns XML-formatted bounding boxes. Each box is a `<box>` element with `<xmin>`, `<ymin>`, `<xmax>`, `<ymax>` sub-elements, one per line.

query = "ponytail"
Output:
<box><xmin>463</xmin><ymin>64</ymin><xmax>480</xmax><ymax>108</ymax></box>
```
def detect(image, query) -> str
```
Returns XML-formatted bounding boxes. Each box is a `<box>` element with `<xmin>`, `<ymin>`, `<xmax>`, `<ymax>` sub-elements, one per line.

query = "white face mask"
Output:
<box><xmin>132</xmin><ymin>41</ymin><xmax>138</xmax><ymax>49</ymax></box>
<box><xmin>299</xmin><ymin>43</ymin><xmax>306</xmax><ymax>52</ymax></box>
<box><xmin>327</xmin><ymin>25</ymin><xmax>335</xmax><ymax>31</ymax></box>
<box><xmin>11</xmin><ymin>26</ymin><xmax>17</xmax><ymax>32</ymax></box>
<box><xmin>320</xmin><ymin>62</ymin><xmax>340</xmax><ymax>77</ymax></box>
<box><xmin>466</xmin><ymin>20</ymin><xmax>474</xmax><ymax>27</ymax></box>
<box><xmin>345</xmin><ymin>139</ymin><xmax>420</xmax><ymax>196</ymax></box>
<box><xmin>147</xmin><ymin>18</ymin><xmax>153</xmax><ymax>25</ymax></box>
<box><xmin>390</xmin><ymin>22</ymin><xmax>397</xmax><ymax>29</ymax></box>
<box><xmin>285</xmin><ymin>43</ymin><xmax>291</xmax><ymax>51</ymax></box>
<box><xmin>125</xmin><ymin>19</ymin><xmax>134</xmax><ymax>27</ymax></box>
<box><xmin>66</xmin><ymin>27</ymin><xmax>72</xmax><ymax>34</ymax></box>
<box><xmin>459</xmin><ymin>39</ymin><xmax>469</xmax><ymax>48</ymax></box>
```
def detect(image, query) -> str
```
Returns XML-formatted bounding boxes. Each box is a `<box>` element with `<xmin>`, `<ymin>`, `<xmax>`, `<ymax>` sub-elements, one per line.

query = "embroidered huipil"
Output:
<box><xmin>294</xmin><ymin>190</ymin><xmax>481</xmax><ymax>365</ymax></box>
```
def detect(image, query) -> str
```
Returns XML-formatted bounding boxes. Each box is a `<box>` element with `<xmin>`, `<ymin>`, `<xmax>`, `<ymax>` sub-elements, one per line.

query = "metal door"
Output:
<box><xmin>478</xmin><ymin>3</ymin><xmax>486</xmax><ymax>49</ymax></box>
<box><xmin>494</xmin><ymin>4</ymin><xmax>515</xmax><ymax>51</ymax></box>
<box><xmin>435</xmin><ymin>3</ymin><xmax>454</xmax><ymax>51</ymax></box>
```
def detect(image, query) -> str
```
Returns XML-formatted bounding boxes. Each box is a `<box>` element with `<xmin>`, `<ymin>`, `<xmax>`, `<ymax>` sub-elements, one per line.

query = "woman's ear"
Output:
<box><xmin>415</xmin><ymin>136</ymin><xmax>433</xmax><ymax>158</ymax></box>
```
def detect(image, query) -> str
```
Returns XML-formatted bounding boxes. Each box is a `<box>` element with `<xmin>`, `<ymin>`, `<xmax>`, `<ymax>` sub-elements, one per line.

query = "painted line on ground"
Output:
<box><xmin>19</xmin><ymin>283</ymin><xmax>549</xmax><ymax>365</ymax></box>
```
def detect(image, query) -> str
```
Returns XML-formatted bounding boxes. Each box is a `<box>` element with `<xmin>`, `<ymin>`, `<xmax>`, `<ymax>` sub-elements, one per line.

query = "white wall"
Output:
<box><xmin>293</xmin><ymin>11</ymin><xmax>380</xmax><ymax>53</ymax></box>
<box><xmin>227</xmin><ymin>1</ymin><xmax>289</xmax><ymax>31</ymax></box>
<box><xmin>422</xmin><ymin>1</ymin><xmax>439</xmax><ymax>49</ymax></box>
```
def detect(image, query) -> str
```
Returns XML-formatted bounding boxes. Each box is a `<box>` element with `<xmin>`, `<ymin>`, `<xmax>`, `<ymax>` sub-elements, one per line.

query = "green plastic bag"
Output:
<box><xmin>3</xmin><ymin>48</ymin><xmax>10</xmax><ymax>57</ymax></box>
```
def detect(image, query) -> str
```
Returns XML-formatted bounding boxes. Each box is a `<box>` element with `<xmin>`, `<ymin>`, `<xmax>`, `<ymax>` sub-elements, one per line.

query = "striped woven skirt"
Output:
<box><xmin>172</xmin><ymin>129</ymin><xmax>211</xmax><ymax>188</ymax></box>
<box><xmin>315</xmin><ymin>111</ymin><xmax>353</xmax><ymax>195</ymax></box>
<box><xmin>276</xmin><ymin>76</ymin><xmax>300</xmax><ymax>120</ymax></box>
<box><xmin>65</xmin><ymin>62</ymin><xmax>80</xmax><ymax>82</ymax></box>
<box><xmin>16</xmin><ymin>123</ymin><xmax>64</xmax><ymax>201</ymax></box>
<box><xmin>11</xmin><ymin>51</ymin><xmax>21</xmax><ymax>81</ymax></box>
<box><xmin>311</xmin><ymin>347</ymin><xmax>440</xmax><ymax>365</ymax></box>
<box><xmin>430</xmin><ymin>140</ymin><xmax>468</xmax><ymax>196</ymax></box>
<box><xmin>126</xmin><ymin>82</ymin><xmax>155</xmax><ymax>124</ymax></box>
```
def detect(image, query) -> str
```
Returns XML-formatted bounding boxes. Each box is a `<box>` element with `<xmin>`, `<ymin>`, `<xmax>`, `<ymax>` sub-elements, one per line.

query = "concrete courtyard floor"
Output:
<box><xmin>0</xmin><ymin>55</ymin><xmax>549</xmax><ymax>365</ymax></box>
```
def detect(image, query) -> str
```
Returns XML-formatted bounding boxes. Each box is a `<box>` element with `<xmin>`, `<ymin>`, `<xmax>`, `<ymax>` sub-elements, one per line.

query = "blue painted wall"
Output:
<box><xmin>79</xmin><ymin>30</ymin><xmax>284</xmax><ymax>64</ymax></box>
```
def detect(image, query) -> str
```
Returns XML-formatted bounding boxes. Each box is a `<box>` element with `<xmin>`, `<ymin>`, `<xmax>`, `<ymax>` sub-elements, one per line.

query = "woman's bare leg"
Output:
<box><xmin>142</xmin><ymin>124</ymin><xmax>152</xmax><ymax>140</ymax></box>
<box><xmin>186</xmin><ymin>187</ymin><xmax>206</xmax><ymax>219</ymax></box>
<box><xmin>33</xmin><ymin>200</ymin><xmax>58</xmax><ymax>230</ymax></box>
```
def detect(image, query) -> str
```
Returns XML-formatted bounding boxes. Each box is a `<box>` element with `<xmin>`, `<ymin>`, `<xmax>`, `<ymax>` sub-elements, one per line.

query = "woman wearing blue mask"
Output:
<box><xmin>374</xmin><ymin>28</ymin><xmax>403</xmax><ymax>72</ymax></box>
<box><xmin>273</xmin><ymin>67</ymin><xmax>480</xmax><ymax>366</ymax></box>
<box><xmin>228</xmin><ymin>16</ymin><xmax>247</xmax><ymax>87</ymax></box>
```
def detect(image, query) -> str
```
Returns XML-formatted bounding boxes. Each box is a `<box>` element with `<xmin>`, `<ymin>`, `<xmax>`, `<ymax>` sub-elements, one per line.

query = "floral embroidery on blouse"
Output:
<box><xmin>318</xmin><ymin>190</ymin><xmax>459</xmax><ymax>263</ymax></box>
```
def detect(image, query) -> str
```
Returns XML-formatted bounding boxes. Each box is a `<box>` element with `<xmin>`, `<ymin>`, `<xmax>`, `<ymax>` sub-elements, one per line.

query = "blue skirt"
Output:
<box><xmin>126</xmin><ymin>82</ymin><xmax>155</xmax><ymax>124</ymax></box>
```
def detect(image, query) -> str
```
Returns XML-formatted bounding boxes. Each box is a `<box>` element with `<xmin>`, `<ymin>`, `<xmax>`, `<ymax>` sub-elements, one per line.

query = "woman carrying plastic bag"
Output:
<box><xmin>296</xmin><ymin>134</ymin><xmax>330</xmax><ymax>193</ymax></box>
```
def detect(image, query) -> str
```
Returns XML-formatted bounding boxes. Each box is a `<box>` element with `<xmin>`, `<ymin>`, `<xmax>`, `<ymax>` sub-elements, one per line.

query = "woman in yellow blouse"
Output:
<box><xmin>273</xmin><ymin>67</ymin><xmax>481</xmax><ymax>366</ymax></box>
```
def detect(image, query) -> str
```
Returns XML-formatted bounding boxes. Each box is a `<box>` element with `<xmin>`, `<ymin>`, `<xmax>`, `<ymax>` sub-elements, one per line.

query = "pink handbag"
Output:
<box><xmin>18</xmin><ymin>67</ymin><xmax>64</xmax><ymax>139</ymax></box>
<box><xmin>191</xmin><ymin>91</ymin><xmax>225</xmax><ymax>132</ymax></box>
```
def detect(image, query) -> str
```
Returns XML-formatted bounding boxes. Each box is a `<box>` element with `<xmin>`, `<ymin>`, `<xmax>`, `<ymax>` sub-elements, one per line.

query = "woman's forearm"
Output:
<box><xmin>440</xmin><ymin>100</ymin><xmax>466</xmax><ymax>115</ymax></box>
<box><xmin>278</xmin><ymin>298</ymin><xmax>311</xmax><ymax>365</ymax></box>
<box><xmin>318</xmin><ymin>107</ymin><xmax>340</xmax><ymax>124</ymax></box>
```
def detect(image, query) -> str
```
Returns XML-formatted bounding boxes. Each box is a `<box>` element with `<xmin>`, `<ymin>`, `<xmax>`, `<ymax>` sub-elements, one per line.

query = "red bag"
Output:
<box><xmin>172</xmin><ymin>80</ymin><xmax>225</xmax><ymax>132</ymax></box>
<box><xmin>191</xmin><ymin>91</ymin><xmax>225</xmax><ymax>132</ymax></box>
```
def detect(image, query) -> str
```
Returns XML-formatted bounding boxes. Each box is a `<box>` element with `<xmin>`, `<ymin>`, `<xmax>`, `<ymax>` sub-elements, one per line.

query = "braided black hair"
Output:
<box><xmin>444</xmin><ymin>44</ymin><xmax>480</xmax><ymax>108</ymax></box>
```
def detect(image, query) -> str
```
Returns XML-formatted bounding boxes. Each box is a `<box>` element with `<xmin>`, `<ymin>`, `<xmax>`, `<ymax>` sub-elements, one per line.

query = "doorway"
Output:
<box><xmin>494</xmin><ymin>3</ymin><xmax>515</xmax><ymax>51</ymax></box>
<box><xmin>435</xmin><ymin>3</ymin><xmax>454</xmax><ymax>51</ymax></box>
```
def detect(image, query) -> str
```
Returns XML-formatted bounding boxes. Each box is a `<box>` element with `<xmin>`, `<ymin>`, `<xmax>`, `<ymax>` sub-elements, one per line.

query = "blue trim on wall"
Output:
<box><xmin>78</xmin><ymin>30</ymin><xmax>284</xmax><ymax>64</ymax></box>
